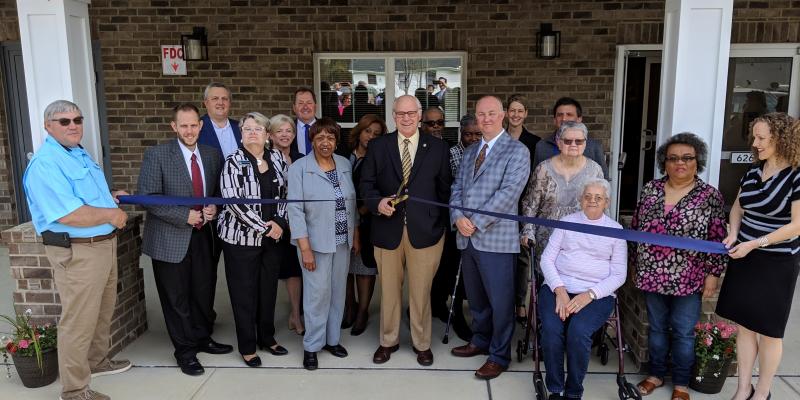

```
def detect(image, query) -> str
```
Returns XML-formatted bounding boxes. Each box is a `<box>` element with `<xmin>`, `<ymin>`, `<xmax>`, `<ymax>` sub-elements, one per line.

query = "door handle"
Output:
<box><xmin>641</xmin><ymin>129</ymin><xmax>656</xmax><ymax>151</ymax></box>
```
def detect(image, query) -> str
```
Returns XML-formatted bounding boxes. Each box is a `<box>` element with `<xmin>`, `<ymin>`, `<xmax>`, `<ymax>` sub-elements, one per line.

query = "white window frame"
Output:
<box><xmin>313</xmin><ymin>52</ymin><xmax>468</xmax><ymax>132</ymax></box>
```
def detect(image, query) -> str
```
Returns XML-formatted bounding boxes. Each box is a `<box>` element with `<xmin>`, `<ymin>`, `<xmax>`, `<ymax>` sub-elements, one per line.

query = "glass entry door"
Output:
<box><xmin>719</xmin><ymin>47</ymin><xmax>800</xmax><ymax>208</ymax></box>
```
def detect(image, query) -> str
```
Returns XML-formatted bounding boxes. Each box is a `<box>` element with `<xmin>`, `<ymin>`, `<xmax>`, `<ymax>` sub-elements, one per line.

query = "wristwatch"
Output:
<box><xmin>588</xmin><ymin>289</ymin><xmax>597</xmax><ymax>300</ymax></box>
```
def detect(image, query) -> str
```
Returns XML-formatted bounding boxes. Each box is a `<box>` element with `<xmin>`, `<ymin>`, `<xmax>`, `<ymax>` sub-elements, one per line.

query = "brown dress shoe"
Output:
<box><xmin>372</xmin><ymin>344</ymin><xmax>399</xmax><ymax>364</ymax></box>
<box><xmin>413</xmin><ymin>347</ymin><xmax>434</xmax><ymax>366</ymax></box>
<box><xmin>451</xmin><ymin>343</ymin><xmax>489</xmax><ymax>357</ymax></box>
<box><xmin>475</xmin><ymin>360</ymin><xmax>507</xmax><ymax>380</ymax></box>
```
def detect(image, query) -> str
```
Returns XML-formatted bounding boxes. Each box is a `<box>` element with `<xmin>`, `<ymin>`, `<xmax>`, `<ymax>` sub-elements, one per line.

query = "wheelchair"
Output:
<box><xmin>515</xmin><ymin>242</ymin><xmax>641</xmax><ymax>400</ymax></box>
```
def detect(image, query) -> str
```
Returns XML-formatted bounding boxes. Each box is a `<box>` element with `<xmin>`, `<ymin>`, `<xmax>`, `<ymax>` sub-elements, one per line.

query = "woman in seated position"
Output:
<box><xmin>538</xmin><ymin>178</ymin><xmax>626</xmax><ymax>400</ymax></box>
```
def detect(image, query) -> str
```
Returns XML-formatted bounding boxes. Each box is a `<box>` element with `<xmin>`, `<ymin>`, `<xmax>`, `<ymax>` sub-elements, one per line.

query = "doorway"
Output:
<box><xmin>0</xmin><ymin>41</ymin><xmax>111</xmax><ymax>223</ymax></box>
<box><xmin>613</xmin><ymin>49</ymin><xmax>662</xmax><ymax>218</ymax></box>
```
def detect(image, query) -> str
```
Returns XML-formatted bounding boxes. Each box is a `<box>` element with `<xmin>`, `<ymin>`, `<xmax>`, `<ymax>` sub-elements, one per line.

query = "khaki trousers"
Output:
<box><xmin>375</xmin><ymin>227</ymin><xmax>443</xmax><ymax>350</ymax></box>
<box><xmin>46</xmin><ymin>238</ymin><xmax>117</xmax><ymax>396</ymax></box>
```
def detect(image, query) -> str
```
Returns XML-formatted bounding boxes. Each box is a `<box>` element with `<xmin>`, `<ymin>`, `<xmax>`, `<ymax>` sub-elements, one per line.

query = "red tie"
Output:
<box><xmin>191</xmin><ymin>154</ymin><xmax>204</xmax><ymax>228</ymax></box>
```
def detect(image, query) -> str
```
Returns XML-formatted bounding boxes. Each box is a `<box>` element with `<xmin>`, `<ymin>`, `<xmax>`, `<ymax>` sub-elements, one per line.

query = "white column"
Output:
<box><xmin>656</xmin><ymin>0</ymin><xmax>733</xmax><ymax>185</ymax></box>
<box><xmin>16</xmin><ymin>0</ymin><xmax>102</xmax><ymax>164</ymax></box>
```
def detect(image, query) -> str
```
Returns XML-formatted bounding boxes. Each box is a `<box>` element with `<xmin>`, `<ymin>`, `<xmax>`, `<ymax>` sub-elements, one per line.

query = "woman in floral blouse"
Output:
<box><xmin>631</xmin><ymin>133</ymin><xmax>727</xmax><ymax>400</ymax></box>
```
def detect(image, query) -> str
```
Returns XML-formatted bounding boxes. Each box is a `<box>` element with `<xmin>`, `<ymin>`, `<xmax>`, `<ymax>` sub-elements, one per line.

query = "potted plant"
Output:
<box><xmin>0</xmin><ymin>309</ymin><xmax>58</xmax><ymax>388</ymax></box>
<box><xmin>689</xmin><ymin>320</ymin><xmax>737</xmax><ymax>394</ymax></box>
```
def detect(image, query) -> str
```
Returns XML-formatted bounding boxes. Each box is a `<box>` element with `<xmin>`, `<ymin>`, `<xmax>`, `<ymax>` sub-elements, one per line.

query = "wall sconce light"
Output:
<box><xmin>181</xmin><ymin>26</ymin><xmax>208</xmax><ymax>61</ymax></box>
<box><xmin>536</xmin><ymin>23</ymin><xmax>561</xmax><ymax>59</ymax></box>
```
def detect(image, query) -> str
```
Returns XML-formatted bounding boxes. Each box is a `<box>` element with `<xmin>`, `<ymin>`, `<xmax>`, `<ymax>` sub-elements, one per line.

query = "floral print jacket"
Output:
<box><xmin>630</xmin><ymin>177</ymin><xmax>728</xmax><ymax>296</ymax></box>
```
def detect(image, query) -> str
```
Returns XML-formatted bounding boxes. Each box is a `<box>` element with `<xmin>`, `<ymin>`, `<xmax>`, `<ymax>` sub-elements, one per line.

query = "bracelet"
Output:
<box><xmin>757</xmin><ymin>236</ymin><xmax>770</xmax><ymax>248</ymax></box>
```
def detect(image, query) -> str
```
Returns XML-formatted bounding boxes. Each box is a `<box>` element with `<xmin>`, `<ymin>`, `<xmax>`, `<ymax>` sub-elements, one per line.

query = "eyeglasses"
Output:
<box><xmin>462</xmin><ymin>130</ymin><xmax>482</xmax><ymax>136</ymax></box>
<box><xmin>242</xmin><ymin>127</ymin><xmax>266</xmax><ymax>133</ymax></box>
<box><xmin>665</xmin><ymin>155</ymin><xmax>697</xmax><ymax>164</ymax></box>
<box><xmin>50</xmin><ymin>117</ymin><xmax>84</xmax><ymax>126</ymax></box>
<box><xmin>561</xmin><ymin>138</ymin><xmax>586</xmax><ymax>145</ymax></box>
<box><xmin>422</xmin><ymin>119</ymin><xmax>445</xmax><ymax>127</ymax></box>
<box><xmin>394</xmin><ymin>111</ymin><xmax>418</xmax><ymax>118</ymax></box>
<box><xmin>582</xmin><ymin>194</ymin><xmax>605</xmax><ymax>203</ymax></box>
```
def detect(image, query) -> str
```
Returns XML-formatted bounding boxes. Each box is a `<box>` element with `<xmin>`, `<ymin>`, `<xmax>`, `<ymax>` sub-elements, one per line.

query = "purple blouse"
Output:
<box><xmin>630</xmin><ymin>177</ymin><xmax>728</xmax><ymax>296</ymax></box>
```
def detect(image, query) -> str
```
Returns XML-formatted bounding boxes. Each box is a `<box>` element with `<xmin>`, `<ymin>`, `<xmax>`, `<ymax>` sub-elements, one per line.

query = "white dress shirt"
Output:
<box><xmin>178</xmin><ymin>140</ymin><xmax>206</xmax><ymax>194</ymax></box>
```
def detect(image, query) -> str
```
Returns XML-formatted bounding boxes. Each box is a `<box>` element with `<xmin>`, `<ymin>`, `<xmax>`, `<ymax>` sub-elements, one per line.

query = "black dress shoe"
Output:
<box><xmin>260</xmin><ymin>344</ymin><xmax>288</xmax><ymax>356</ymax></box>
<box><xmin>303</xmin><ymin>351</ymin><xmax>318</xmax><ymax>370</ymax></box>
<box><xmin>242</xmin><ymin>355</ymin><xmax>261</xmax><ymax>367</ymax></box>
<box><xmin>323</xmin><ymin>344</ymin><xmax>348</xmax><ymax>358</ymax></box>
<box><xmin>178</xmin><ymin>358</ymin><xmax>204</xmax><ymax>376</ymax></box>
<box><xmin>198</xmin><ymin>339</ymin><xmax>233</xmax><ymax>355</ymax></box>
<box><xmin>350</xmin><ymin>311</ymin><xmax>369</xmax><ymax>336</ymax></box>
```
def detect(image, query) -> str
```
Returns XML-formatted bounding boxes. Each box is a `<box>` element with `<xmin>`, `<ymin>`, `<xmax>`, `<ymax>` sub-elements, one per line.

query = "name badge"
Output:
<box><xmin>238</xmin><ymin>159</ymin><xmax>252</xmax><ymax>166</ymax></box>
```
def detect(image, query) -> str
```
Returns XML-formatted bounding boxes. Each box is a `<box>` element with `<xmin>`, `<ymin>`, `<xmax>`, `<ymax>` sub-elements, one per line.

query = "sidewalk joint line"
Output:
<box><xmin>189</xmin><ymin>367</ymin><xmax>216</xmax><ymax>399</ymax></box>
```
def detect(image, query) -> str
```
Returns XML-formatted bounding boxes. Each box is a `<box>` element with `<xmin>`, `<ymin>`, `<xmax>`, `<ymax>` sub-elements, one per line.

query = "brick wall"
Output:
<box><xmin>1</xmin><ymin>215</ymin><xmax>147</xmax><ymax>356</ymax></box>
<box><xmin>0</xmin><ymin>1</ymin><xmax>794</xmax><ymax>222</ymax></box>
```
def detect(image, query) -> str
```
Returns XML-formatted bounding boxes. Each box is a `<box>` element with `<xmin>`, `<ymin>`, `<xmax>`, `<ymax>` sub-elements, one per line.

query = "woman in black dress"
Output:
<box><xmin>342</xmin><ymin>114</ymin><xmax>386</xmax><ymax>335</ymax></box>
<box><xmin>716</xmin><ymin>112</ymin><xmax>800</xmax><ymax>400</ymax></box>
<box><xmin>269</xmin><ymin>114</ymin><xmax>305</xmax><ymax>335</ymax></box>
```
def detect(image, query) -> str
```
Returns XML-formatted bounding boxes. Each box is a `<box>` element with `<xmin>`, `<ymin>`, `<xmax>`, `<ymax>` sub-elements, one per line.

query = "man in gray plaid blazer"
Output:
<box><xmin>449</xmin><ymin>96</ymin><xmax>531</xmax><ymax>380</ymax></box>
<box><xmin>138</xmin><ymin>103</ymin><xmax>232</xmax><ymax>376</ymax></box>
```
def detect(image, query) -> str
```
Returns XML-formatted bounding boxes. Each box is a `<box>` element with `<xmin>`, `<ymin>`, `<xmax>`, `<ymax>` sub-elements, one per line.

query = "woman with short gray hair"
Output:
<box><xmin>218</xmin><ymin>111</ymin><xmax>290</xmax><ymax>367</ymax></box>
<box><xmin>538</xmin><ymin>178</ymin><xmax>627</xmax><ymax>399</ymax></box>
<box><xmin>520</xmin><ymin>121</ymin><xmax>605</xmax><ymax>257</ymax></box>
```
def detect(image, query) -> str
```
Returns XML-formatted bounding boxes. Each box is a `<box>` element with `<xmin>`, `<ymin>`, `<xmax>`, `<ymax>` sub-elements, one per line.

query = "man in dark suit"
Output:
<box><xmin>138</xmin><ymin>103</ymin><xmax>232</xmax><ymax>376</ymax></box>
<box><xmin>197</xmin><ymin>82</ymin><xmax>240</xmax><ymax>327</ymax></box>
<box><xmin>198</xmin><ymin>82</ymin><xmax>240</xmax><ymax>161</ymax></box>
<box><xmin>291</xmin><ymin>87</ymin><xmax>319</xmax><ymax>158</ymax></box>
<box><xmin>361</xmin><ymin>94</ymin><xmax>452</xmax><ymax>367</ymax></box>
<box><xmin>450</xmin><ymin>96</ymin><xmax>531</xmax><ymax>380</ymax></box>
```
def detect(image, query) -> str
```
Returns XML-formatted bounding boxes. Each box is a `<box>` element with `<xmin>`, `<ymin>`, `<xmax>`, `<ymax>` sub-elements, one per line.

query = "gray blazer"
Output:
<box><xmin>287</xmin><ymin>152</ymin><xmax>357</xmax><ymax>253</ymax></box>
<box><xmin>450</xmin><ymin>131</ymin><xmax>530</xmax><ymax>253</ymax></box>
<box><xmin>137</xmin><ymin>140</ymin><xmax>222</xmax><ymax>263</ymax></box>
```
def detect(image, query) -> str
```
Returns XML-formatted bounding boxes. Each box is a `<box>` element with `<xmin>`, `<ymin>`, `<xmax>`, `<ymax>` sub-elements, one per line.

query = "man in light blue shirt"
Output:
<box><xmin>23</xmin><ymin>100</ymin><xmax>130</xmax><ymax>400</ymax></box>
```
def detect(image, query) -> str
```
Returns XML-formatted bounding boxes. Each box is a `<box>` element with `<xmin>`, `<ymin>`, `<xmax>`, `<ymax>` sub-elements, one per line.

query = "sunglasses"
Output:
<box><xmin>50</xmin><ymin>117</ymin><xmax>84</xmax><ymax>126</ymax></box>
<box><xmin>561</xmin><ymin>138</ymin><xmax>586</xmax><ymax>145</ymax></box>
<box><xmin>422</xmin><ymin>119</ymin><xmax>445</xmax><ymax>127</ymax></box>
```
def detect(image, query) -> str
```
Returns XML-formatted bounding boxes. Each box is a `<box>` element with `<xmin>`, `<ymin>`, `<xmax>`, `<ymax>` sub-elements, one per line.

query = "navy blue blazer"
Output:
<box><xmin>360</xmin><ymin>131</ymin><xmax>452</xmax><ymax>250</ymax></box>
<box><xmin>198</xmin><ymin>114</ymin><xmax>240</xmax><ymax>162</ymax></box>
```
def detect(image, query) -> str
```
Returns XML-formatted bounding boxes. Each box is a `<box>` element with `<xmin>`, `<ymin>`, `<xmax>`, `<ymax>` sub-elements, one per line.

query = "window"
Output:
<box><xmin>314</xmin><ymin>52</ymin><xmax>467</xmax><ymax>142</ymax></box>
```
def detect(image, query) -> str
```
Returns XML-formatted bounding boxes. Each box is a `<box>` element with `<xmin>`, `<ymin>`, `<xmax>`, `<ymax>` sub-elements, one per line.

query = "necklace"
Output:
<box><xmin>256</xmin><ymin>159</ymin><xmax>263</xmax><ymax>166</ymax></box>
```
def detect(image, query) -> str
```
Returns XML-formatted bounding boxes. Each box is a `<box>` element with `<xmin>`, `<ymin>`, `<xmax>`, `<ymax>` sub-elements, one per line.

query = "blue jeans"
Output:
<box><xmin>539</xmin><ymin>285</ymin><xmax>614</xmax><ymax>399</ymax></box>
<box><xmin>644</xmin><ymin>292</ymin><xmax>701</xmax><ymax>386</ymax></box>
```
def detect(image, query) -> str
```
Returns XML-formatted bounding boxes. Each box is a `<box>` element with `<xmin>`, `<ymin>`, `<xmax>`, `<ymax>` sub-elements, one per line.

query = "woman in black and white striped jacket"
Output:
<box><xmin>217</xmin><ymin>111</ymin><xmax>290</xmax><ymax>367</ymax></box>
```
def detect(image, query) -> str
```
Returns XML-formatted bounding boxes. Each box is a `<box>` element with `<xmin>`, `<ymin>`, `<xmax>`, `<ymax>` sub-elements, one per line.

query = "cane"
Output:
<box><xmin>442</xmin><ymin>260</ymin><xmax>462</xmax><ymax>344</ymax></box>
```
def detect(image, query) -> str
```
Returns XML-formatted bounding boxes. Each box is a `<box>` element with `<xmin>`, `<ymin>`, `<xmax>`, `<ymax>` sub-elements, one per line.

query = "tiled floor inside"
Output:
<box><xmin>2</xmin><ymin>250</ymin><xmax>800</xmax><ymax>399</ymax></box>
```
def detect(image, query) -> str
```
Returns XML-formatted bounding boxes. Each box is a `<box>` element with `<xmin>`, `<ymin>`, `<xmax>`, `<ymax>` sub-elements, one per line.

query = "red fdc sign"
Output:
<box><xmin>161</xmin><ymin>45</ymin><xmax>187</xmax><ymax>76</ymax></box>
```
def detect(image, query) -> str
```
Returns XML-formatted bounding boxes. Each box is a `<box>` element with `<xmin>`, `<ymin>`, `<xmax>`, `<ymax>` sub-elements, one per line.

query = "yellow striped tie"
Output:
<box><xmin>401</xmin><ymin>138</ymin><xmax>411</xmax><ymax>185</ymax></box>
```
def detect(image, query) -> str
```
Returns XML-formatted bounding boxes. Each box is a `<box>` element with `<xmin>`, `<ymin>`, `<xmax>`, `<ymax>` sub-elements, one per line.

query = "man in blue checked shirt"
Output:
<box><xmin>23</xmin><ymin>100</ymin><xmax>131</xmax><ymax>400</ymax></box>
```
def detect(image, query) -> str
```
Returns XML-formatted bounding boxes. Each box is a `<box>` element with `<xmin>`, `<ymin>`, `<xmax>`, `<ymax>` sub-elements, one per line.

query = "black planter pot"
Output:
<box><xmin>689</xmin><ymin>357</ymin><xmax>732</xmax><ymax>394</ymax></box>
<box><xmin>11</xmin><ymin>348</ymin><xmax>59</xmax><ymax>388</ymax></box>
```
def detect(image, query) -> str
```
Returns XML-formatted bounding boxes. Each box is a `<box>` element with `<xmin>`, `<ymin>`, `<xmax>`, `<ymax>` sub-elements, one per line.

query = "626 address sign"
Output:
<box><xmin>730</xmin><ymin>152</ymin><xmax>754</xmax><ymax>164</ymax></box>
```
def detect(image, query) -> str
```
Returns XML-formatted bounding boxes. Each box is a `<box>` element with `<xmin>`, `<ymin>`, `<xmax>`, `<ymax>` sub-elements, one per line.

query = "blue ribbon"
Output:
<box><xmin>118</xmin><ymin>194</ymin><xmax>728</xmax><ymax>254</ymax></box>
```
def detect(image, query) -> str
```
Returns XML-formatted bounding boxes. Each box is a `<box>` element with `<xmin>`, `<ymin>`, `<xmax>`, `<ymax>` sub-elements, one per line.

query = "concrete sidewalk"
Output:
<box><xmin>2</xmin><ymin>252</ymin><xmax>800</xmax><ymax>399</ymax></box>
